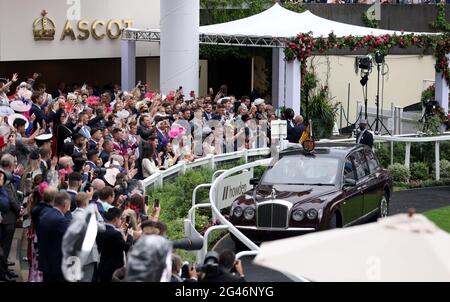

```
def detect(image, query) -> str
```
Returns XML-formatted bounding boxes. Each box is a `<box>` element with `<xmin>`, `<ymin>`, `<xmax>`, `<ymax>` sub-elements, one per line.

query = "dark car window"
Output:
<box><xmin>364</xmin><ymin>149</ymin><xmax>380</xmax><ymax>173</ymax></box>
<box><xmin>343</xmin><ymin>158</ymin><xmax>356</xmax><ymax>181</ymax></box>
<box><xmin>353</xmin><ymin>151</ymin><xmax>370</xmax><ymax>180</ymax></box>
<box><xmin>261</xmin><ymin>155</ymin><xmax>340</xmax><ymax>185</ymax></box>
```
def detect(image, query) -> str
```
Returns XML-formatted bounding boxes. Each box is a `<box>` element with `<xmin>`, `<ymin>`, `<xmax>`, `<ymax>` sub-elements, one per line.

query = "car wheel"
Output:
<box><xmin>328</xmin><ymin>213</ymin><xmax>338</xmax><ymax>229</ymax></box>
<box><xmin>378</xmin><ymin>193</ymin><xmax>389</xmax><ymax>218</ymax></box>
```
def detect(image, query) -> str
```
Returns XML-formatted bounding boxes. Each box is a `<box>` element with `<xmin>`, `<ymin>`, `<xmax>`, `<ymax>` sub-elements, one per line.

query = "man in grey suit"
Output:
<box><xmin>71</xmin><ymin>192</ymin><xmax>105</xmax><ymax>282</ymax></box>
<box><xmin>0</xmin><ymin>154</ymin><xmax>22</xmax><ymax>280</ymax></box>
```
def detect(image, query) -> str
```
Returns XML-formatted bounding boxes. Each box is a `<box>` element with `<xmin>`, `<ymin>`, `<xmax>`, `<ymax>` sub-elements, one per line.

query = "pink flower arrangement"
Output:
<box><xmin>87</xmin><ymin>96</ymin><xmax>100</xmax><ymax>106</ymax></box>
<box><xmin>169</xmin><ymin>127</ymin><xmax>185</xmax><ymax>139</ymax></box>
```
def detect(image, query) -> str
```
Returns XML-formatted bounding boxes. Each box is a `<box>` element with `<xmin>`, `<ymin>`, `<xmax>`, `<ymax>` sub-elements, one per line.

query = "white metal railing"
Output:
<box><xmin>142</xmin><ymin>148</ymin><xmax>271</xmax><ymax>191</ymax></box>
<box><xmin>316</xmin><ymin>131</ymin><xmax>450</xmax><ymax>180</ymax></box>
<box><xmin>208</xmin><ymin>158</ymin><xmax>273</xmax><ymax>252</ymax></box>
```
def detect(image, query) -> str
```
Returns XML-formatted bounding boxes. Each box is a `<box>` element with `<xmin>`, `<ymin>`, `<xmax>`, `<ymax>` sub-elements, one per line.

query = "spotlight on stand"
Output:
<box><xmin>355</xmin><ymin>55</ymin><xmax>373</xmax><ymax>73</ymax></box>
<box><xmin>374</xmin><ymin>51</ymin><xmax>385</xmax><ymax>65</ymax></box>
<box><xmin>360</xmin><ymin>74</ymin><xmax>369</xmax><ymax>86</ymax></box>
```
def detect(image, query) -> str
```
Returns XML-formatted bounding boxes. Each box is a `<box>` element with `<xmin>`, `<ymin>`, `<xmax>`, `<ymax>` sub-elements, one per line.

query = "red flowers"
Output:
<box><xmin>284</xmin><ymin>32</ymin><xmax>449</xmax><ymax>87</ymax></box>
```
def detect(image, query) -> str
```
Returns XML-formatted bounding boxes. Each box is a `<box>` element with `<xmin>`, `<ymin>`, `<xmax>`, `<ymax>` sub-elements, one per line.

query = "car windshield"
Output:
<box><xmin>260</xmin><ymin>155</ymin><xmax>339</xmax><ymax>186</ymax></box>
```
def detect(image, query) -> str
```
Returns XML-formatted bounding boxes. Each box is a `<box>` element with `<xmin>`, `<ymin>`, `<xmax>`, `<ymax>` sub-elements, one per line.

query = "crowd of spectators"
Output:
<box><xmin>0</xmin><ymin>72</ymin><xmax>291</xmax><ymax>282</ymax></box>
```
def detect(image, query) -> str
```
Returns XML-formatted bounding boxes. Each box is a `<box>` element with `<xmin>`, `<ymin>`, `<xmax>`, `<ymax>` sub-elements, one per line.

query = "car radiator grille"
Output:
<box><xmin>257</xmin><ymin>203</ymin><xmax>289</xmax><ymax>228</ymax></box>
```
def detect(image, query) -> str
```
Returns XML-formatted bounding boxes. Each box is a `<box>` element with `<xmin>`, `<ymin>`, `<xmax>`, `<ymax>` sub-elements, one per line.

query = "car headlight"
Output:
<box><xmin>306</xmin><ymin>209</ymin><xmax>318</xmax><ymax>220</ymax></box>
<box><xmin>292</xmin><ymin>209</ymin><xmax>305</xmax><ymax>222</ymax></box>
<box><xmin>233</xmin><ymin>206</ymin><xmax>243</xmax><ymax>218</ymax></box>
<box><xmin>244</xmin><ymin>207</ymin><xmax>255</xmax><ymax>220</ymax></box>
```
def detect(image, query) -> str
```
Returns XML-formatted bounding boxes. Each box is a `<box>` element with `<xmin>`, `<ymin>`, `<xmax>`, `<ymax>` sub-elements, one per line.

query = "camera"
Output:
<box><xmin>195</xmin><ymin>251</ymin><xmax>219</xmax><ymax>273</ymax></box>
<box><xmin>93</xmin><ymin>167</ymin><xmax>107</xmax><ymax>178</ymax></box>
<box><xmin>0</xmin><ymin>169</ymin><xmax>13</xmax><ymax>183</ymax></box>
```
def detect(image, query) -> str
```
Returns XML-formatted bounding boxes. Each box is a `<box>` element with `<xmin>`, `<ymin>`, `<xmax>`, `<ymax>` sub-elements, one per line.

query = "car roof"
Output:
<box><xmin>279</xmin><ymin>143</ymin><xmax>365</xmax><ymax>160</ymax></box>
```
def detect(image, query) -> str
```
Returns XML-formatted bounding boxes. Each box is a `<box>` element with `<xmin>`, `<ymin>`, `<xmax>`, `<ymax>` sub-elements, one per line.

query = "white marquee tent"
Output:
<box><xmin>200</xmin><ymin>3</ymin><xmax>421</xmax><ymax>42</ymax></box>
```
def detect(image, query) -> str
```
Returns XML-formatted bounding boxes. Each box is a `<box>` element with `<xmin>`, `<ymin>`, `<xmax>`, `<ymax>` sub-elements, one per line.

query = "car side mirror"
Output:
<box><xmin>249</xmin><ymin>178</ymin><xmax>259</xmax><ymax>186</ymax></box>
<box><xmin>343</xmin><ymin>178</ymin><xmax>356</xmax><ymax>187</ymax></box>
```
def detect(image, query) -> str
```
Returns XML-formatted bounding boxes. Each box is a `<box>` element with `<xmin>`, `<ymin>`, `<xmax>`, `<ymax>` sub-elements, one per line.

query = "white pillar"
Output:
<box><xmin>435</xmin><ymin>53</ymin><xmax>450</xmax><ymax>116</ymax></box>
<box><xmin>285</xmin><ymin>59</ymin><xmax>301</xmax><ymax>114</ymax></box>
<box><xmin>272</xmin><ymin>47</ymin><xmax>285</xmax><ymax>110</ymax></box>
<box><xmin>121</xmin><ymin>40</ymin><xmax>136</xmax><ymax>92</ymax></box>
<box><xmin>160</xmin><ymin>0</ymin><xmax>199</xmax><ymax>95</ymax></box>
<box><xmin>435</xmin><ymin>141</ymin><xmax>440</xmax><ymax>181</ymax></box>
<box><xmin>405</xmin><ymin>142</ymin><xmax>411</xmax><ymax>170</ymax></box>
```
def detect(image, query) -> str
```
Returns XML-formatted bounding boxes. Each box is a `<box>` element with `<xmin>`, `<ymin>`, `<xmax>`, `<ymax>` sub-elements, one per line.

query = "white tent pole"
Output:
<box><xmin>160</xmin><ymin>0</ymin><xmax>199</xmax><ymax>95</ymax></box>
<box><xmin>285</xmin><ymin>59</ymin><xmax>301</xmax><ymax>115</ymax></box>
<box><xmin>435</xmin><ymin>53</ymin><xmax>449</xmax><ymax>116</ymax></box>
<box><xmin>121</xmin><ymin>39</ymin><xmax>136</xmax><ymax>92</ymax></box>
<box><xmin>272</xmin><ymin>47</ymin><xmax>286</xmax><ymax>111</ymax></box>
<box><xmin>251</xmin><ymin>57</ymin><xmax>255</xmax><ymax>93</ymax></box>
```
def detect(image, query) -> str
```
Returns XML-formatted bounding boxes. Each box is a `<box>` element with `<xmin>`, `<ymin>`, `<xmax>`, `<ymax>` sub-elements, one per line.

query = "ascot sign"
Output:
<box><xmin>33</xmin><ymin>10</ymin><xmax>133</xmax><ymax>41</ymax></box>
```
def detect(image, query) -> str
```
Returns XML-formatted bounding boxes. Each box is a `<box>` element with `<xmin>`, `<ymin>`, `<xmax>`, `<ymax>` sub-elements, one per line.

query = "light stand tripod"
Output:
<box><xmin>361</xmin><ymin>73</ymin><xmax>369</xmax><ymax>121</ymax></box>
<box><xmin>370</xmin><ymin>60</ymin><xmax>391</xmax><ymax>135</ymax></box>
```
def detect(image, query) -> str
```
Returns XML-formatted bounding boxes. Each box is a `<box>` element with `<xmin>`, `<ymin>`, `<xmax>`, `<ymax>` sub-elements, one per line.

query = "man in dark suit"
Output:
<box><xmin>38</xmin><ymin>192</ymin><xmax>71</xmax><ymax>282</ymax></box>
<box><xmin>356</xmin><ymin>119</ymin><xmax>374</xmax><ymax>148</ymax></box>
<box><xmin>32</xmin><ymin>186</ymin><xmax>57</xmax><ymax>242</ymax></box>
<box><xmin>30</xmin><ymin>92</ymin><xmax>48</xmax><ymax>132</ymax></box>
<box><xmin>0</xmin><ymin>155</ymin><xmax>21</xmax><ymax>281</ymax></box>
<box><xmin>96</xmin><ymin>207</ymin><xmax>133</xmax><ymax>282</ymax></box>
<box><xmin>0</xmin><ymin>172</ymin><xmax>14</xmax><ymax>282</ymax></box>
<box><xmin>66</xmin><ymin>172</ymin><xmax>82</xmax><ymax>212</ymax></box>
<box><xmin>200</xmin><ymin>250</ymin><xmax>246</xmax><ymax>282</ymax></box>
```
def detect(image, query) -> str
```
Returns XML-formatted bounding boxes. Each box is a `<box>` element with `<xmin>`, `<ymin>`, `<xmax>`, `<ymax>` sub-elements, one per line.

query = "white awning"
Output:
<box><xmin>200</xmin><ymin>3</ymin><xmax>433</xmax><ymax>39</ymax></box>
<box><xmin>122</xmin><ymin>3</ymin><xmax>436</xmax><ymax>47</ymax></box>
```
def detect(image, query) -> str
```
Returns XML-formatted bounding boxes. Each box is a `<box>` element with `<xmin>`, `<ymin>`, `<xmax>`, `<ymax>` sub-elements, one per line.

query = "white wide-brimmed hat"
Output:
<box><xmin>104</xmin><ymin>167</ymin><xmax>121</xmax><ymax>187</ymax></box>
<box><xmin>0</xmin><ymin>106</ymin><xmax>14</xmax><ymax>117</ymax></box>
<box><xmin>104</xmin><ymin>160</ymin><xmax>121</xmax><ymax>169</ymax></box>
<box><xmin>116</xmin><ymin>110</ymin><xmax>130</xmax><ymax>120</ymax></box>
<box><xmin>35</xmin><ymin>133</ymin><xmax>53</xmax><ymax>142</ymax></box>
<box><xmin>10</xmin><ymin>100</ymin><xmax>31</xmax><ymax>113</ymax></box>
<box><xmin>8</xmin><ymin>113</ymin><xmax>29</xmax><ymax>129</ymax></box>
<box><xmin>253</xmin><ymin>98</ymin><xmax>265</xmax><ymax>106</ymax></box>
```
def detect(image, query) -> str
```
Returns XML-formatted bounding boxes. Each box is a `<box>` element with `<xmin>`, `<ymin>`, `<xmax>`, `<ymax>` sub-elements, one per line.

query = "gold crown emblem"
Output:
<box><xmin>33</xmin><ymin>10</ymin><xmax>56</xmax><ymax>41</ymax></box>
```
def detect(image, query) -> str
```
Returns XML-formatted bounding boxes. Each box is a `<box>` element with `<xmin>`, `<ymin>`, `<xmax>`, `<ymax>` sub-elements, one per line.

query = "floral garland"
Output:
<box><xmin>431</xmin><ymin>2</ymin><xmax>450</xmax><ymax>33</ymax></box>
<box><xmin>421</xmin><ymin>84</ymin><xmax>435</xmax><ymax>107</ymax></box>
<box><xmin>284</xmin><ymin>32</ymin><xmax>450</xmax><ymax>87</ymax></box>
<box><xmin>361</xmin><ymin>12</ymin><xmax>378</xmax><ymax>29</ymax></box>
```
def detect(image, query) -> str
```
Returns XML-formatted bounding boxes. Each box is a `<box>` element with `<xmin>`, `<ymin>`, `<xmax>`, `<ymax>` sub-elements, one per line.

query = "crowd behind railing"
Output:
<box><xmin>0</xmin><ymin>72</ymin><xmax>310</xmax><ymax>282</ymax></box>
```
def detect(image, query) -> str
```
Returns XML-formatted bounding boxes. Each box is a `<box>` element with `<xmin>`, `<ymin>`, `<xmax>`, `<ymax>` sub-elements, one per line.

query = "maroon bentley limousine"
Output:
<box><xmin>229</xmin><ymin>144</ymin><xmax>393</xmax><ymax>244</ymax></box>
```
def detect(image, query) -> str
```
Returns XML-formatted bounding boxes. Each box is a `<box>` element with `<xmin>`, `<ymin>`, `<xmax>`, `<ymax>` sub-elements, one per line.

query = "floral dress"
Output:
<box><xmin>27</xmin><ymin>223</ymin><xmax>43</xmax><ymax>282</ymax></box>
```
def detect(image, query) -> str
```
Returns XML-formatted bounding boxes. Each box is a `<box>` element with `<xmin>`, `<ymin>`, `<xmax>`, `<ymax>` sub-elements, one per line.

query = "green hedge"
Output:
<box><xmin>388</xmin><ymin>163</ymin><xmax>410</xmax><ymax>183</ymax></box>
<box><xmin>375</xmin><ymin>141</ymin><xmax>450</xmax><ymax>170</ymax></box>
<box><xmin>440</xmin><ymin>159</ymin><xmax>450</xmax><ymax>178</ymax></box>
<box><xmin>410</xmin><ymin>162</ymin><xmax>429</xmax><ymax>181</ymax></box>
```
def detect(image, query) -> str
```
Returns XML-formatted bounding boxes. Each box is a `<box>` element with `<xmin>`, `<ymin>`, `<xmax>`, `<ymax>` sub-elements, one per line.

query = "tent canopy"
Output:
<box><xmin>123</xmin><ymin>3</ymin><xmax>434</xmax><ymax>47</ymax></box>
<box><xmin>198</xmin><ymin>3</ymin><xmax>432</xmax><ymax>46</ymax></box>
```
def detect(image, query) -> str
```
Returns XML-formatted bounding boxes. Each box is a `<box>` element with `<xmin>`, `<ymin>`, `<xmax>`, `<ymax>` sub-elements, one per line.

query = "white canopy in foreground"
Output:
<box><xmin>199</xmin><ymin>3</ymin><xmax>433</xmax><ymax>42</ymax></box>
<box><xmin>254</xmin><ymin>213</ymin><xmax>450</xmax><ymax>282</ymax></box>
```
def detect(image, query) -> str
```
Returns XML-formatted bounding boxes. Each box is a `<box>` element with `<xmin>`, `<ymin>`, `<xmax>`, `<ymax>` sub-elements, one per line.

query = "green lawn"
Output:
<box><xmin>424</xmin><ymin>206</ymin><xmax>450</xmax><ymax>233</ymax></box>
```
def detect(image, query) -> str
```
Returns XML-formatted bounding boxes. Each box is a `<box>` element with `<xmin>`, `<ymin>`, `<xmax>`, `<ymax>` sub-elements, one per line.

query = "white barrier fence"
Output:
<box><xmin>141</xmin><ymin>148</ymin><xmax>272</xmax><ymax>191</ymax></box>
